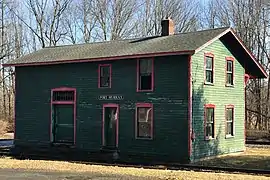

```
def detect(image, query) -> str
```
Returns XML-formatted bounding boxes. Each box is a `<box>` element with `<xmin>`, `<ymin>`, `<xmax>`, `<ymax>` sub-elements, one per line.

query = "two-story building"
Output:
<box><xmin>4</xmin><ymin>18</ymin><xmax>267</xmax><ymax>163</ymax></box>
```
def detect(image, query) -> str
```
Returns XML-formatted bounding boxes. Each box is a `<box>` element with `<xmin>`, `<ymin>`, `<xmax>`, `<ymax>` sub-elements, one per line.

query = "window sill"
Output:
<box><xmin>98</xmin><ymin>87</ymin><xmax>111</xmax><ymax>89</ymax></box>
<box><xmin>225</xmin><ymin>84</ymin><xmax>234</xmax><ymax>88</ymax></box>
<box><xmin>205</xmin><ymin>137</ymin><xmax>215</xmax><ymax>141</ymax></box>
<box><xmin>204</xmin><ymin>82</ymin><xmax>214</xmax><ymax>86</ymax></box>
<box><xmin>137</xmin><ymin>89</ymin><xmax>154</xmax><ymax>92</ymax></box>
<box><xmin>135</xmin><ymin>137</ymin><xmax>153</xmax><ymax>140</ymax></box>
<box><xmin>225</xmin><ymin>135</ymin><xmax>234</xmax><ymax>139</ymax></box>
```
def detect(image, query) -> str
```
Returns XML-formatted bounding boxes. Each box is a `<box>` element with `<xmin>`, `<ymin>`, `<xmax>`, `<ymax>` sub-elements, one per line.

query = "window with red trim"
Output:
<box><xmin>205</xmin><ymin>105</ymin><xmax>215</xmax><ymax>139</ymax></box>
<box><xmin>135</xmin><ymin>103</ymin><xmax>153</xmax><ymax>139</ymax></box>
<box><xmin>225</xmin><ymin>106</ymin><xmax>234</xmax><ymax>136</ymax></box>
<box><xmin>99</xmin><ymin>64</ymin><xmax>111</xmax><ymax>88</ymax></box>
<box><xmin>137</xmin><ymin>58</ymin><xmax>153</xmax><ymax>91</ymax></box>
<box><xmin>226</xmin><ymin>58</ymin><xmax>234</xmax><ymax>85</ymax></box>
<box><xmin>205</xmin><ymin>54</ymin><xmax>214</xmax><ymax>84</ymax></box>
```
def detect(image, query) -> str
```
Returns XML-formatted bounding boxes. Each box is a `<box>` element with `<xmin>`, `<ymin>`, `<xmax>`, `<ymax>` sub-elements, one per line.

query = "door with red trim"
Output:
<box><xmin>103</xmin><ymin>105</ymin><xmax>118</xmax><ymax>148</ymax></box>
<box><xmin>53</xmin><ymin>104</ymin><xmax>74</xmax><ymax>144</ymax></box>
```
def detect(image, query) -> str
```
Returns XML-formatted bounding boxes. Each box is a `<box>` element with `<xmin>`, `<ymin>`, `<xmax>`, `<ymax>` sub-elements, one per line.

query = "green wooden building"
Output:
<box><xmin>4</xmin><ymin>18</ymin><xmax>267</xmax><ymax>163</ymax></box>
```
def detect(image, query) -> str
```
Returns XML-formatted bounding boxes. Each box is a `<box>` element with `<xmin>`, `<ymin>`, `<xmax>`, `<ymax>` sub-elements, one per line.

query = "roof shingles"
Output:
<box><xmin>5</xmin><ymin>27</ymin><xmax>230</xmax><ymax>65</ymax></box>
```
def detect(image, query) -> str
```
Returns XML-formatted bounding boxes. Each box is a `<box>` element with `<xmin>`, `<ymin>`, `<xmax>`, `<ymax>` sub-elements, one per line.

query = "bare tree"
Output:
<box><xmin>26</xmin><ymin>0</ymin><xmax>71</xmax><ymax>47</ymax></box>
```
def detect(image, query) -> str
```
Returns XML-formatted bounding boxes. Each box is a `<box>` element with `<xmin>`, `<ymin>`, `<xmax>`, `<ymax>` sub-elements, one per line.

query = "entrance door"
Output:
<box><xmin>53</xmin><ymin>104</ymin><xmax>74</xmax><ymax>144</ymax></box>
<box><xmin>103</xmin><ymin>104</ymin><xmax>119</xmax><ymax>148</ymax></box>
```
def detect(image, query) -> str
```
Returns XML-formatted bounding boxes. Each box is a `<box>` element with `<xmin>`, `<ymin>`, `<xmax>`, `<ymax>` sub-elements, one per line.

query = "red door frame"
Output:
<box><xmin>102</xmin><ymin>104</ymin><xmax>119</xmax><ymax>147</ymax></box>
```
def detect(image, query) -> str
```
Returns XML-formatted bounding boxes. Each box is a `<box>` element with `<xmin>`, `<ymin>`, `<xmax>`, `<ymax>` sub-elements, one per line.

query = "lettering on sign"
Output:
<box><xmin>98</xmin><ymin>95</ymin><xmax>124</xmax><ymax>100</ymax></box>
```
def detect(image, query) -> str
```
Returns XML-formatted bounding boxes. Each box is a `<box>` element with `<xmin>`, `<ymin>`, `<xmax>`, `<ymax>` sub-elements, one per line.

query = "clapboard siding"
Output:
<box><xmin>15</xmin><ymin>55</ymin><xmax>190</xmax><ymax>163</ymax></box>
<box><xmin>191</xmin><ymin>40</ymin><xmax>245</xmax><ymax>161</ymax></box>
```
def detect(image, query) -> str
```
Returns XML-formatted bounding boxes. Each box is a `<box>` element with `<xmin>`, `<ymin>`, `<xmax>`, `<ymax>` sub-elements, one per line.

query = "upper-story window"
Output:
<box><xmin>98</xmin><ymin>64</ymin><xmax>111</xmax><ymax>88</ymax></box>
<box><xmin>226</xmin><ymin>57</ymin><xmax>234</xmax><ymax>86</ymax></box>
<box><xmin>205</xmin><ymin>53</ymin><xmax>214</xmax><ymax>84</ymax></box>
<box><xmin>137</xmin><ymin>58</ymin><xmax>154</xmax><ymax>92</ymax></box>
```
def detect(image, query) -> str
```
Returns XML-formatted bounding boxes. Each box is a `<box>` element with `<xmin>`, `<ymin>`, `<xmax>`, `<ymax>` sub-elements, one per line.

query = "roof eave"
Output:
<box><xmin>195</xmin><ymin>27</ymin><xmax>267</xmax><ymax>79</ymax></box>
<box><xmin>3</xmin><ymin>50</ymin><xmax>195</xmax><ymax>67</ymax></box>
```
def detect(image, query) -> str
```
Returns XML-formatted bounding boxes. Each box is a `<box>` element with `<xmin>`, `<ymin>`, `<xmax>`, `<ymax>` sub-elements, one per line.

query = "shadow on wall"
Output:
<box><xmin>192</xmin><ymin>83</ymin><xmax>223</xmax><ymax>162</ymax></box>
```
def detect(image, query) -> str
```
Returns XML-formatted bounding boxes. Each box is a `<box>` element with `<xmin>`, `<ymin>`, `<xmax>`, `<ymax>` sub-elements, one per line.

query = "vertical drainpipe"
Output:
<box><xmin>188</xmin><ymin>54</ymin><xmax>193</xmax><ymax>162</ymax></box>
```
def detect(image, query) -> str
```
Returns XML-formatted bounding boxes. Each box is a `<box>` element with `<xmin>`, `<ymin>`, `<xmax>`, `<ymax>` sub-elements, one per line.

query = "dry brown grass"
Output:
<box><xmin>0</xmin><ymin>157</ymin><xmax>268</xmax><ymax>180</ymax></box>
<box><xmin>0</xmin><ymin>120</ymin><xmax>8</xmax><ymax>136</ymax></box>
<box><xmin>196</xmin><ymin>147</ymin><xmax>270</xmax><ymax>171</ymax></box>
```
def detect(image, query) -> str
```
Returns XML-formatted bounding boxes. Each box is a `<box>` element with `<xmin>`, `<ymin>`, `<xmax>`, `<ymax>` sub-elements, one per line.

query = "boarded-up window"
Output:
<box><xmin>136</xmin><ymin>104</ymin><xmax>153</xmax><ymax>139</ymax></box>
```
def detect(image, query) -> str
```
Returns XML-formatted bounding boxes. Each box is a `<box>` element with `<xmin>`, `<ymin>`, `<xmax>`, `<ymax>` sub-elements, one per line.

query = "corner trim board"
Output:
<box><xmin>188</xmin><ymin>55</ymin><xmax>193</xmax><ymax>158</ymax></box>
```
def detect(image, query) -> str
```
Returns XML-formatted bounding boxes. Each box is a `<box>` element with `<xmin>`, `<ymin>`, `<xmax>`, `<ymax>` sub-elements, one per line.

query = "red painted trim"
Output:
<box><xmin>52</xmin><ymin>101</ymin><xmax>74</xmax><ymax>105</ymax></box>
<box><xmin>229</xmin><ymin>28</ymin><xmax>268</xmax><ymax>78</ymax></box>
<box><xmin>244</xmin><ymin>77</ymin><xmax>247</xmax><ymax>143</ymax></box>
<box><xmin>225</xmin><ymin>56</ymin><xmax>235</xmax><ymax>61</ymax></box>
<box><xmin>98</xmin><ymin>64</ymin><xmax>112</xmax><ymax>88</ymax></box>
<box><xmin>136</xmin><ymin>58</ymin><xmax>154</xmax><ymax>92</ymax></box>
<box><xmin>187</xmin><ymin>55</ymin><xmax>192</xmax><ymax>158</ymax></box>
<box><xmin>135</xmin><ymin>103</ymin><xmax>153</xmax><ymax>140</ymax></box>
<box><xmin>102</xmin><ymin>103</ymin><xmax>119</xmax><ymax>147</ymax></box>
<box><xmin>4</xmin><ymin>50</ymin><xmax>195</xmax><ymax>67</ymax></box>
<box><xmin>244</xmin><ymin>74</ymin><xmax>250</xmax><ymax>87</ymax></box>
<box><xmin>204</xmin><ymin>52</ymin><xmax>214</xmax><ymax>85</ymax></box>
<box><xmin>50</xmin><ymin>87</ymin><xmax>76</xmax><ymax>144</ymax></box>
<box><xmin>204</xmin><ymin>104</ymin><xmax>215</xmax><ymax>140</ymax></box>
<box><xmin>225</xmin><ymin>57</ymin><xmax>234</xmax><ymax>86</ymax></box>
<box><xmin>225</xmin><ymin>105</ymin><xmax>235</xmax><ymax>137</ymax></box>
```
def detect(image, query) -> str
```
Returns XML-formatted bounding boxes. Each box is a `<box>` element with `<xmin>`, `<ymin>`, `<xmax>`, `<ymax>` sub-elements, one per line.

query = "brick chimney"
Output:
<box><xmin>161</xmin><ymin>17</ymin><xmax>175</xmax><ymax>36</ymax></box>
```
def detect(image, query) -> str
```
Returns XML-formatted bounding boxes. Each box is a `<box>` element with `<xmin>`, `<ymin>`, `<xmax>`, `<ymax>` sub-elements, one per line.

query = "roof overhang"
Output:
<box><xmin>3</xmin><ymin>50</ymin><xmax>195</xmax><ymax>67</ymax></box>
<box><xmin>196</xmin><ymin>28</ymin><xmax>267</xmax><ymax>79</ymax></box>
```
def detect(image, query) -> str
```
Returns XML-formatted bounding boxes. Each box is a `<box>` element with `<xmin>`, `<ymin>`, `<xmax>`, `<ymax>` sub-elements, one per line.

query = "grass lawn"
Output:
<box><xmin>0</xmin><ymin>153</ymin><xmax>269</xmax><ymax>180</ymax></box>
<box><xmin>195</xmin><ymin>147</ymin><xmax>270</xmax><ymax>170</ymax></box>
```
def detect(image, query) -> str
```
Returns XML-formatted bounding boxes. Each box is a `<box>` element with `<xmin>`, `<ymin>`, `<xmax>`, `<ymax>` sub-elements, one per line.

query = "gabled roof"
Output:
<box><xmin>4</xmin><ymin>27</ymin><xmax>267</xmax><ymax>78</ymax></box>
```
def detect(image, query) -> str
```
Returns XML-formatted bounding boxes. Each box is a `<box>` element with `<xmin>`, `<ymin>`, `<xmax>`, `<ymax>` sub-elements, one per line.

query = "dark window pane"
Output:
<box><xmin>206</xmin><ymin>70</ymin><xmax>213</xmax><ymax>83</ymax></box>
<box><xmin>140</xmin><ymin>59</ymin><xmax>152</xmax><ymax>74</ymax></box>
<box><xmin>206</xmin><ymin>57</ymin><xmax>213</xmax><ymax>69</ymax></box>
<box><xmin>206</xmin><ymin>123</ymin><xmax>213</xmax><ymax>138</ymax></box>
<box><xmin>206</xmin><ymin>108</ymin><xmax>214</xmax><ymax>123</ymax></box>
<box><xmin>139</xmin><ymin>59</ymin><xmax>152</xmax><ymax>90</ymax></box>
<box><xmin>101</xmin><ymin>66</ymin><xmax>110</xmax><ymax>77</ymax></box>
<box><xmin>226</xmin><ymin>73</ymin><xmax>232</xmax><ymax>85</ymax></box>
<box><xmin>100</xmin><ymin>66</ymin><xmax>110</xmax><ymax>87</ymax></box>
<box><xmin>227</xmin><ymin>61</ymin><xmax>233</xmax><ymax>72</ymax></box>
<box><xmin>226</xmin><ymin>122</ymin><xmax>233</xmax><ymax>135</ymax></box>
<box><xmin>226</xmin><ymin>108</ymin><xmax>233</xmax><ymax>121</ymax></box>
<box><xmin>140</xmin><ymin>75</ymin><xmax>152</xmax><ymax>90</ymax></box>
